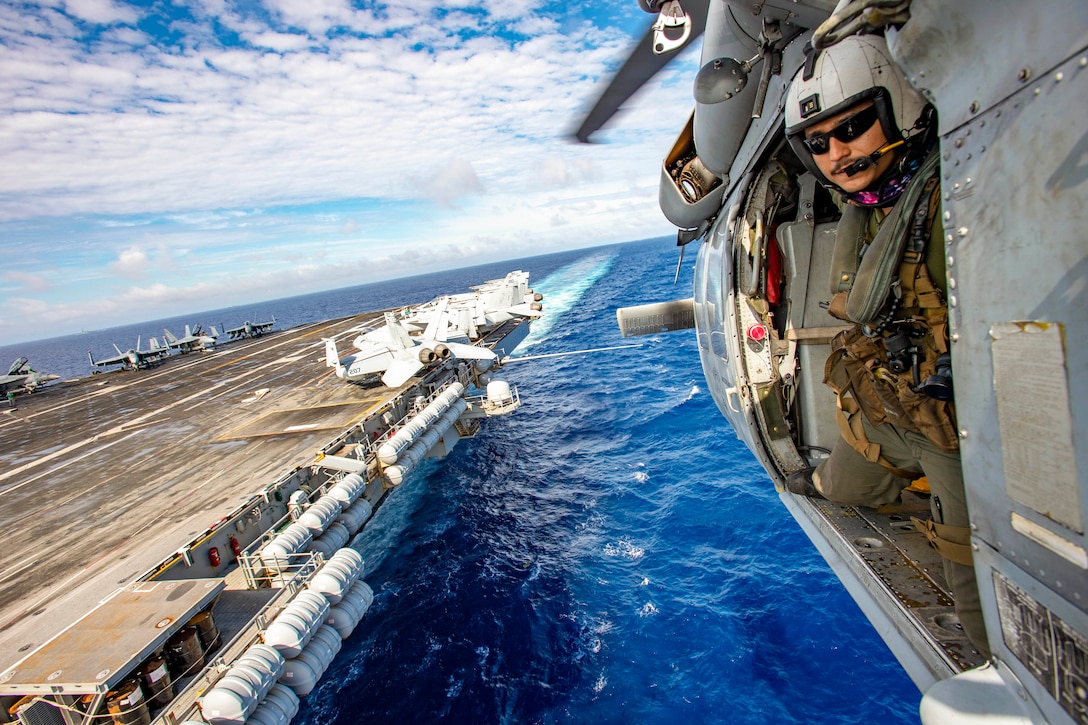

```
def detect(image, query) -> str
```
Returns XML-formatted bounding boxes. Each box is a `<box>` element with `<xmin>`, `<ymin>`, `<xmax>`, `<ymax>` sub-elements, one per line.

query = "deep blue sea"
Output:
<box><xmin>3</xmin><ymin>239</ymin><xmax>920</xmax><ymax>723</ymax></box>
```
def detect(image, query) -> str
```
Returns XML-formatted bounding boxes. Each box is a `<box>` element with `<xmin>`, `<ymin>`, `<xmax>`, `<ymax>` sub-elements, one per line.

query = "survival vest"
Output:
<box><xmin>822</xmin><ymin>150</ymin><xmax>960</xmax><ymax>458</ymax></box>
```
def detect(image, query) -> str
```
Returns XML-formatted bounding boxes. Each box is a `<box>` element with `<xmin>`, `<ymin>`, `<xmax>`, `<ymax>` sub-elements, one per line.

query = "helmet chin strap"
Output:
<box><xmin>842</xmin><ymin>139</ymin><xmax>905</xmax><ymax>177</ymax></box>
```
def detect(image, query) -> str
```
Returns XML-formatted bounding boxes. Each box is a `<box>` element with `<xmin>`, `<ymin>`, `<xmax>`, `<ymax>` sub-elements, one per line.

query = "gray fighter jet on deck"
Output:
<box><xmin>88</xmin><ymin>337</ymin><xmax>169</xmax><ymax>371</ymax></box>
<box><xmin>0</xmin><ymin>358</ymin><xmax>60</xmax><ymax>394</ymax></box>
<box><xmin>163</xmin><ymin>324</ymin><xmax>219</xmax><ymax>353</ymax></box>
<box><xmin>223</xmin><ymin>317</ymin><xmax>275</xmax><ymax>340</ymax></box>
<box><xmin>325</xmin><ymin>298</ymin><xmax>498</xmax><ymax>388</ymax></box>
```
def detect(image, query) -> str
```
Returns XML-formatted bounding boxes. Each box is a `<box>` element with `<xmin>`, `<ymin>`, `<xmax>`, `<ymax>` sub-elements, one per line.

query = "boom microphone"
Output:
<box><xmin>842</xmin><ymin>140</ymin><xmax>904</xmax><ymax>177</ymax></box>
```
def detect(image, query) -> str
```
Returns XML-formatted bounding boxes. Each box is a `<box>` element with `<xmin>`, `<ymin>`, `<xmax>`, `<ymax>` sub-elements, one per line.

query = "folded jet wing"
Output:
<box><xmin>325</xmin><ymin>298</ymin><xmax>497</xmax><ymax>388</ymax></box>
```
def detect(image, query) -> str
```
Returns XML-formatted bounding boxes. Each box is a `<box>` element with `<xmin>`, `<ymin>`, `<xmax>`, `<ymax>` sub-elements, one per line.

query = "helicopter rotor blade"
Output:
<box><xmin>571</xmin><ymin>0</ymin><xmax>709</xmax><ymax>143</ymax></box>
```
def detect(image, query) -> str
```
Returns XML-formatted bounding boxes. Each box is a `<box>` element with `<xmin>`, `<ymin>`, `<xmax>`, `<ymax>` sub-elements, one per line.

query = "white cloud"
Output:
<box><xmin>0</xmin><ymin>0</ymin><xmax>695</xmax><ymax>342</ymax></box>
<box><xmin>242</xmin><ymin>31</ymin><xmax>312</xmax><ymax>52</ymax></box>
<box><xmin>2</xmin><ymin>271</ymin><xmax>51</xmax><ymax>293</ymax></box>
<box><xmin>109</xmin><ymin>246</ymin><xmax>151</xmax><ymax>277</ymax></box>
<box><xmin>424</xmin><ymin>159</ymin><xmax>485</xmax><ymax>207</ymax></box>
<box><xmin>62</xmin><ymin>0</ymin><xmax>139</xmax><ymax>25</ymax></box>
<box><xmin>480</xmin><ymin>0</ymin><xmax>538</xmax><ymax>22</ymax></box>
<box><xmin>261</xmin><ymin>0</ymin><xmax>356</xmax><ymax>35</ymax></box>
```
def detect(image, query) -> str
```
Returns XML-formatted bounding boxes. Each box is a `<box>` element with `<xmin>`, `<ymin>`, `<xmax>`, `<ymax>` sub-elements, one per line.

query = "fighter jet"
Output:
<box><xmin>88</xmin><ymin>337</ymin><xmax>169</xmax><ymax>371</ymax></box>
<box><xmin>324</xmin><ymin>298</ymin><xmax>497</xmax><ymax>387</ymax></box>
<box><xmin>400</xmin><ymin>271</ymin><xmax>544</xmax><ymax>339</ymax></box>
<box><xmin>223</xmin><ymin>316</ymin><xmax>275</xmax><ymax>340</ymax></box>
<box><xmin>163</xmin><ymin>324</ymin><xmax>219</xmax><ymax>353</ymax></box>
<box><xmin>0</xmin><ymin>358</ymin><xmax>60</xmax><ymax>394</ymax></box>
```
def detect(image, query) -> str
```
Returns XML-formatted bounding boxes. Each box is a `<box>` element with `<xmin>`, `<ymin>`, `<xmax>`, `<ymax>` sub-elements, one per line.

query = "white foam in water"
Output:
<box><xmin>513</xmin><ymin>251</ymin><xmax>617</xmax><ymax>352</ymax></box>
<box><xmin>603</xmin><ymin>539</ymin><xmax>644</xmax><ymax>560</ymax></box>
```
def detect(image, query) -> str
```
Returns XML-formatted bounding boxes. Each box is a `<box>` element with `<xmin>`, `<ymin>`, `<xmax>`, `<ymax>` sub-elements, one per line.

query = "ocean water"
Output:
<box><xmin>5</xmin><ymin>239</ymin><xmax>920</xmax><ymax>723</ymax></box>
<box><xmin>0</xmin><ymin>259</ymin><xmax>577</xmax><ymax>381</ymax></box>
<box><xmin>304</xmin><ymin>240</ymin><xmax>919</xmax><ymax>723</ymax></box>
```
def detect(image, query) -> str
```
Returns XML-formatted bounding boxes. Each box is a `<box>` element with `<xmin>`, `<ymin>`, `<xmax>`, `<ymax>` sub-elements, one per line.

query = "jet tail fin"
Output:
<box><xmin>323</xmin><ymin>338</ymin><xmax>343</xmax><ymax>370</ymax></box>
<box><xmin>163</xmin><ymin>328</ymin><xmax>178</xmax><ymax>344</ymax></box>
<box><xmin>382</xmin><ymin>313</ymin><xmax>416</xmax><ymax>350</ymax></box>
<box><xmin>423</xmin><ymin>297</ymin><xmax>450</xmax><ymax>342</ymax></box>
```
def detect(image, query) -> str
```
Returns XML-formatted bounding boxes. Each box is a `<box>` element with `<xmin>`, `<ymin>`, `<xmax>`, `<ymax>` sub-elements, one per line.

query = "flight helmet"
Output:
<box><xmin>785</xmin><ymin>34</ymin><xmax>931</xmax><ymax>203</ymax></box>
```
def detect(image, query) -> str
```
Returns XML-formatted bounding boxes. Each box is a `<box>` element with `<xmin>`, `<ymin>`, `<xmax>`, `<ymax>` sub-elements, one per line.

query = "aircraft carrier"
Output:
<box><xmin>0</xmin><ymin>296</ymin><xmax>533</xmax><ymax>725</ymax></box>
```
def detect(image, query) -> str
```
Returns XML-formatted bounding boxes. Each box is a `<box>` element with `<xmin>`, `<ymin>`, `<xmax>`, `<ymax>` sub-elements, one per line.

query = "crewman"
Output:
<box><xmin>782</xmin><ymin>34</ymin><xmax>989</xmax><ymax>658</ymax></box>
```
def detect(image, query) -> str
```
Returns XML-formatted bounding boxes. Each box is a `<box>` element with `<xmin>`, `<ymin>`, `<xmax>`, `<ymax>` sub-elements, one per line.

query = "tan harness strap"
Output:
<box><xmin>911</xmin><ymin>516</ymin><xmax>975</xmax><ymax>566</ymax></box>
<box><xmin>835</xmin><ymin>393</ymin><xmax>918</xmax><ymax>479</ymax></box>
<box><xmin>786</xmin><ymin>325</ymin><xmax>853</xmax><ymax>343</ymax></box>
<box><xmin>897</xmin><ymin>179</ymin><xmax>941</xmax><ymax>310</ymax></box>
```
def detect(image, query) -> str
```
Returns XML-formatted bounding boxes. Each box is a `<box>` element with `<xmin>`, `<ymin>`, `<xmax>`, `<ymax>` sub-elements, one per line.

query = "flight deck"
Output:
<box><xmin>0</xmin><ymin>313</ymin><xmax>387</xmax><ymax>651</ymax></box>
<box><xmin>0</xmin><ymin>276</ymin><xmax>536</xmax><ymax>725</ymax></box>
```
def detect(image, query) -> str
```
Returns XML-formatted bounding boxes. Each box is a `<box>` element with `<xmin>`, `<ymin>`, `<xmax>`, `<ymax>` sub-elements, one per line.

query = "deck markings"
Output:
<box><xmin>0</xmin><ymin>327</ymin><xmax>345</xmax><ymax>485</ymax></box>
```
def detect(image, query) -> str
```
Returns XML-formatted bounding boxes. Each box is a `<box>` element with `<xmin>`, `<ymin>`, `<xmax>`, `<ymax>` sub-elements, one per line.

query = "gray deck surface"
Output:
<box><xmin>0</xmin><ymin>311</ymin><xmax>398</xmax><ymax>674</ymax></box>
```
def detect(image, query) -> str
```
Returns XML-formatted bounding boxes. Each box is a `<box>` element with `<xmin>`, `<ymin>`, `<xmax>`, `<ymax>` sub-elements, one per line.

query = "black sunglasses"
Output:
<box><xmin>801</xmin><ymin>106</ymin><xmax>880</xmax><ymax>155</ymax></box>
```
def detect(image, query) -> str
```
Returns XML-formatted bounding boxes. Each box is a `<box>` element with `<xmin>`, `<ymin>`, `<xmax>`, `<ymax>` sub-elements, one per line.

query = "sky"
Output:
<box><xmin>0</xmin><ymin>0</ymin><xmax>701</xmax><ymax>344</ymax></box>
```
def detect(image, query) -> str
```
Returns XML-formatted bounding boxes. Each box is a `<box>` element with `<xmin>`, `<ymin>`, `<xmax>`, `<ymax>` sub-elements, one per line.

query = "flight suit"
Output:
<box><xmin>810</xmin><ymin>162</ymin><xmax>991</xmax><ymax>659</ymax></box>
<box><xmin>814</xmin><ymin>421</ymin><xmax>987</xmax><ymax>657</ymax></box>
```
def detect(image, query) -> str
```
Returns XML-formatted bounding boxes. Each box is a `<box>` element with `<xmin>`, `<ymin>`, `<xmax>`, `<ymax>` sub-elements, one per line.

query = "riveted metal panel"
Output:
<box><xmin>938</xmin><ymin>35</ymin><xmax>1088</xmax><ymax>719</ymax></box>
<box><xmin>991</xmin><ymin>322</ymin><xmax>1082</xmax><ymax>534</ymax></box>
<box><xmin>974</xmin><ymin>545</ymin><xmax>1088</xmax><ymax>725</ymax></box>
<box><xmin>889</xmin><ymin>0</ymin><xmax>1088</xmax><ymax>135</ymax></box>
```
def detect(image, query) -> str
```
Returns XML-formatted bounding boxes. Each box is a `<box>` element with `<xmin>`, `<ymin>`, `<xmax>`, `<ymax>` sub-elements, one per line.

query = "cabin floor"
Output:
<box><xmin>786</xmin><ymin>488</ymin><xmax>987</xmax><ymax>679</ymax></box>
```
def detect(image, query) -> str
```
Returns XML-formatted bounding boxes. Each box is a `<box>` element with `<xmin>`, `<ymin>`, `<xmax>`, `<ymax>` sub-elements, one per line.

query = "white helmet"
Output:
<box><xmin>785</xmin><ymin>35</ymin><xmax>929</xmax><ymax>188</ymax></box>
